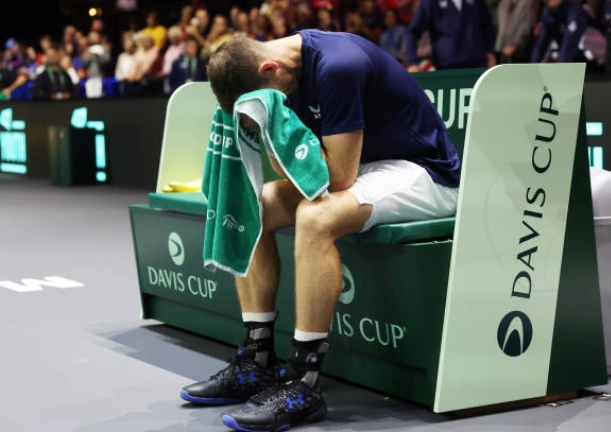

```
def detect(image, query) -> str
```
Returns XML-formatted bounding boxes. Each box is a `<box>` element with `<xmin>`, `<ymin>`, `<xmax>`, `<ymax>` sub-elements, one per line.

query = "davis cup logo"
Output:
<box><xmin>339</xmin><ymin>264</ymin><xmax>355</xmax><ymax>305</ymax></box>
<box><xmin>168</xmin><ymin>232</ymin><xmax>185</xmax><ymax>266</ymax></box>
<box><xmin>497</xmin><ymin>311</ymin><xmax>533</xmax><ymax>357</ymax></box>
<box><xmin>295</xmin><ymin>144</ymin><xmax>309</xmax><ymax>160</ymax></box>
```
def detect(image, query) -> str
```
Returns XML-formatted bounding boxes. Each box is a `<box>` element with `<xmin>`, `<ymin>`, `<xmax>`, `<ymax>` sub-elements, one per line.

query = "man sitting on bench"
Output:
<box><xmin>181</xmin><ymin>29</ymin><xmax>461</xmax><ymax>432</ymax></box>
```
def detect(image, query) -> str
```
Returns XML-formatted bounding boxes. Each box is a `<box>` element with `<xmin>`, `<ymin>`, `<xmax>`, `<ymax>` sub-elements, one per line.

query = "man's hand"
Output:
<box><xmin>502</xmin><ymin>45</ymin><xmax>517</xmax><ymax>57</ymax></box>
<box><xmin>407</xmin><ymin>64</ymin><xmax>420</xmax><ymax>73</ymax></box>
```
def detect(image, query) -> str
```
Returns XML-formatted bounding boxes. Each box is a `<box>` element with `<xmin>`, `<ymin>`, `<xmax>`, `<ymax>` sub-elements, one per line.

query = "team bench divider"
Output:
<box><xmin>129</xmin><ymin>65</ymin><xmax>607</xmax><ymax>413</ymax></box>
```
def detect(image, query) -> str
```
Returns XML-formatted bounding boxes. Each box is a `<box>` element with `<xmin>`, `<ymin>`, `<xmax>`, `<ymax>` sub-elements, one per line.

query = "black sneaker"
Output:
<box><xmin>181</xmin><ymin>348</ymin><xmax>279</xmax><ymax>405</ymax></box>
<box><xmin>222</xmin><ymin>372</ymin><xmax>327</xmax><ymax>432</ymax></box>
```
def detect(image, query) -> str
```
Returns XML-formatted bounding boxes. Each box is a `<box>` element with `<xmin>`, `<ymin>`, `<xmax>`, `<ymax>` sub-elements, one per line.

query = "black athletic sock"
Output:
<box><xmin>240</xmin><ymin>321</ymin><xmax>276</xmax><ymax>369</ymax></box>
<box><xmin>285</xmin><ymin>338</ymin><xmax>329</xmax><ymax>387</ymax></box>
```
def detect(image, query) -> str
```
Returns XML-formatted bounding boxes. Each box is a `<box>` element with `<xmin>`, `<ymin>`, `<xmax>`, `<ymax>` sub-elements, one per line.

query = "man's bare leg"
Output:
<box><xmin>235</xmin><ymin>179</ymin><xmax>304</xmax><ymax>313</ymax></box>
<box><xmin>294</xmin><ymin>190</ymin><xmax>372</xmax><ymax>333</ymax></box>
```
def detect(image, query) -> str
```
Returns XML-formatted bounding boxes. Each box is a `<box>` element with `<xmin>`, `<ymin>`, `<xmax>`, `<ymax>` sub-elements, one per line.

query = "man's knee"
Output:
<box><xmin>295</xmin><ymin>199</ymin><xmax>336</xmax><ymax>240</ymax></box>
<box><xmin>260</xmin><ymin>181</ymin><xmax>302</xmax><ymax>232</ymax></box>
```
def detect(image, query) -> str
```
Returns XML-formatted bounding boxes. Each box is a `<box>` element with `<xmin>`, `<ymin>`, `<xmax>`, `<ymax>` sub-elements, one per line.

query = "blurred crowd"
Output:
<box><xmin>2</xmin><ymin>0</ymin><xmax>611</xmax><ymax>101</ymax></box>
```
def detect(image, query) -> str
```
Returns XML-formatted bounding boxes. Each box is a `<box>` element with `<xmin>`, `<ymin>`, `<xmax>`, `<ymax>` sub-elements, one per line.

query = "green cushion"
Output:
<box><xmin>346</xmin><ymin>218</ymin><xmax>455</xmax><ymax>244</ymax></box>
<box><xmin>148</xmin><ymin>192</ymin><xmax>455</xmax><ymax>244</ymax></box>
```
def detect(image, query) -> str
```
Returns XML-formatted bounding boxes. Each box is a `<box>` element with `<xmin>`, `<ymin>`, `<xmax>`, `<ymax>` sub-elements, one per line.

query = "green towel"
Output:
<box><xmin>202</xmin><ymin>89</ymin><xmax>329</xmax><ymax>276</ymax></box>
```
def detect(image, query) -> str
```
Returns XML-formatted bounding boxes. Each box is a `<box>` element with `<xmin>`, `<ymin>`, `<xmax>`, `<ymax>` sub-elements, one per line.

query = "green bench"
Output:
<box><xmin>130</xmin><ymin>64</ymin><xmax>607</xmax><ymax>413</ymax></box>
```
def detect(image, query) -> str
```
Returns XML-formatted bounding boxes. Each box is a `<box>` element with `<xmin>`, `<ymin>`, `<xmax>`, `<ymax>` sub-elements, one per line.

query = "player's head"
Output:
<box><xmin>207</xmin><ymin>36</ymin><xmax>264</xmax><ymax>113</ymax></box>
<box><xmin>207</xmin><ymin>35</ymin><xmax>298</xmax><ymax>113</ymax></box>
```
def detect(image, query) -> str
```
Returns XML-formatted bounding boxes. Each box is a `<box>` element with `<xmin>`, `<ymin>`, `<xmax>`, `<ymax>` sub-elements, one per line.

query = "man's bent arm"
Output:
<box><xmin>322</xmin><ymin>130</ymin><xmax>363</xmax><ymax>192</ymax></box>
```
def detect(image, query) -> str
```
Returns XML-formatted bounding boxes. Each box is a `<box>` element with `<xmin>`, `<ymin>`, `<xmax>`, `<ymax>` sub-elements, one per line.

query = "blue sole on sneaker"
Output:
<box><xmin>180</xmin><ymin>389</ymin><xmax>242</xmax><ymax>405</ymax></box>
<box><xmin>222</xmin><ymin>414</ymin><xmax>291</xmax><ymax>432</ymax></box>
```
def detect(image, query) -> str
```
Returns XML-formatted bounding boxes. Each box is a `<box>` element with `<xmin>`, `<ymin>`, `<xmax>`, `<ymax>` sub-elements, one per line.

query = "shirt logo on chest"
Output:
<box><xmin>308</xmin><ymin>104</ymin><xmax>321</xmax><ymax>120</ymax></box>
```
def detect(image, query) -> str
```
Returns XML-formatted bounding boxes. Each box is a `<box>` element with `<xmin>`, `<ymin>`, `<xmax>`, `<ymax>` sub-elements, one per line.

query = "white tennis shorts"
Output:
<box><xmin>347</xmin><ymin>159</ymin><xmax>459</xmax><ymax>232</ymax></box>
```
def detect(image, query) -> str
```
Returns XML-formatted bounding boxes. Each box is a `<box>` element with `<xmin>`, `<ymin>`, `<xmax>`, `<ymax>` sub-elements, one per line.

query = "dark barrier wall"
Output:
<box><xmin>584</xmin><ymin>80</ymin><xmax>611</xmax><ymax>170</ymax></box>
<box><xmin>1</xmin><ymin>80</ymin><xmax>610</xmax><ymax>190</ymax></box>
<box><xmin>0</xmin><ymin>97</ymin><xmax>167</xmax><ymax>189</ymax></box>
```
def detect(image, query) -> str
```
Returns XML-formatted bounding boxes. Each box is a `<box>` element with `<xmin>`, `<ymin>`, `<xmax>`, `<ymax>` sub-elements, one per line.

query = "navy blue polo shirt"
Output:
<box><xmin>290</xmin><ymin>29</ymin><xmax>461</xmax><ymax>188</ymax></box>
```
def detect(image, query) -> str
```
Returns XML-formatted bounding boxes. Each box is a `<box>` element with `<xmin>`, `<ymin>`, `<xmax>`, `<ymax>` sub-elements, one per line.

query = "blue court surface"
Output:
<box><xmin>1</xmin><ymin>176</ymin><xmax>610</xmax><ymax>432</ymax></box>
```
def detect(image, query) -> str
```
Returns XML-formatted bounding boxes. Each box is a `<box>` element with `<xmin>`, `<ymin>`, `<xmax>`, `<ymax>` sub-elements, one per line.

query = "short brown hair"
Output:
<box><xmin>207</xmin><ymin>36</ymin><xmax>268</xmax><ymax>113</ymax></box>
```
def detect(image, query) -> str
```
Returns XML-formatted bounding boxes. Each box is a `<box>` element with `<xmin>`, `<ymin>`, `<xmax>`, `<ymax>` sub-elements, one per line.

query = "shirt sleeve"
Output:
<box><xmin>316</xmin><ymin>52</ymin><xmax>368</xmax><ymax>137</ymax></box>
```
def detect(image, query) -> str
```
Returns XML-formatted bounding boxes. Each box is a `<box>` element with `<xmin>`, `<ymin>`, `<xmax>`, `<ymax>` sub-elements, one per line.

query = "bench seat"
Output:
<box><xmin>148</xmin><ymin>192</ymin><xmax>456</xmax><ymax>245</ymax></box>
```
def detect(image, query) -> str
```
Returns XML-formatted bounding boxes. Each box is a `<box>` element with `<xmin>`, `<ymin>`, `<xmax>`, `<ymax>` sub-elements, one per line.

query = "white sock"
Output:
<box><xmin>294</xmin><ymin>329</ymin><xmax>329</xmax><ymax>342</ymax></box>
<box><xmin>242</xmin><ymin>311</ymin><xmax>276</xmax><ymax>323</ymax></box>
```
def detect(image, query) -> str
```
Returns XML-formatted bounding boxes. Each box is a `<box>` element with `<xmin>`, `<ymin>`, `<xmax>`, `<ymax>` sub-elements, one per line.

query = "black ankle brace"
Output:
<box><xmin>239</xmin><ymin>322</ymin><xmax>276</xmax><ymax>368</ymax></box>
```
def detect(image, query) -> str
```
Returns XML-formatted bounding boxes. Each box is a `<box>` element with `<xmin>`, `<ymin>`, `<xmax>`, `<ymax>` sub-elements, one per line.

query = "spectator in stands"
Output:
<box><xmin>495</xmin><ymin>0</ymin><xmax>540</xmax><ymax>63</ymax></box>
<box><xmin>63</xmin><ymin>25</ymin><xmax>80</xmax><ymax>58</ymax></box>
<box><xmin>316</xmin><ymin>5</ymin><xmax>340</xmax><ymax>31</ymax></box>
<box><xmin>292</xmin><ymin>1</ymin><xmax>316</xmax><ymax>30</ymax></box>
<box><xmin>252</xmin><ymin>13</ymin><xmax>276</xmax><ymax>41</ymax></box>
<box><xmin>272</xmin><ymin>16</ymin><xmax>290</xmax><ymax>38</ymax></box>
<box><xmin>125</xmin><ymin>31</ymin><xmax>163</xmax><ymax>96</ymax></box>
<box><xmin>176</xmin><ymin>4</ymin><xmax>195</xmax><ymax>38</ymax></box>
<box><xmin>114</xmin><ymin>34</ymin><xmax>137</xmax><ymax>96</ymax></box>
<box><xmin>358</xmin><ymin>0</ymin><xmax>385</xmax><ymax>42</ymax></box>
<box><xmin>378</xmin><ymin>8</ymin><xmax>408</xmax><ymax>65</ymax></box>
<box><xmin>82</xmin><ymin>30</ymin><xmax>112</xmax><ymax>98</ymax></box>
<box><xmin>185</xmin><ymin>6</ymin><xmax>211</xmax><ymax>49</ymax></box>
<box><xmin>163</xmin><ymin>26</ymin><xmax>186</xmax><ymax>94</ymax></box>
<box><xmin>405</xmin><ymin>0</ymin><xmax>497</xmax><ymax>71</ymax></box>
<box><xmin>3</xmin><ymin>38</ymin><xmax>25</xmax><ymax>70</ymax></box>
<box><xmin>23</xmin><ymin>45</ymin><xmax>39</xmax><ymax>80</ymax></box>
<box><xmin>64</xmin><ymin>40</ymin><xmax>85</xmax><ymax>79</ymax></box>
<box><xmin>344</xmin><ymin>10</ymin><xmax>368</xmax><ymax>37</ymax></box>
<box><xmin>168</xmin><ymin>36</ymin><xmax>208</xmax><ymax>94</ymax></box>
<box><xmin>229</xmin><ymin>5</ymin><xmax>243</xmax><ymax>31</ymax></box>
<box><xmin>201</xmin><ymin>14</ymin><xmax>233</xmax><ymax>59</ymax></box>
<box><xmin>36</xmin><ymin>34</ymin><xmax>53</xmax><ymax>67</ymax></box>
<box><xmin>233</xmin><ymin>10</ymin><xmax>253</xmax><ymax>36</ymax></box>
<box><xmin>141</xmin><ymin>9</ymin><xmax>168</xmax><ymax>51</ymax></box>
<box><xmin>31</xmin><ymin>42</ymin><xmax>77</xmax><ymax>100</ymax></box>
<box><xmin>396</xmin><ymin>0</ymin><xmax>420</xmax><ymax>23</ymax></box>
<box><xmin>89</xmin><ymin>18</ymin><xmax>113</xmax><ymax>66</ymax></box>
<box><xmin>0</xmin><ymin>57</ymin><xmax>29</xmax><ymax>101</ymax></box>
<box><xmin>60</xmin><ymin>53</ymin><xmax>80</xmax><ymax>85</ymax></box>
<box><xmin>531</xmin><ymin>0</ymin><xmax>589</xmax><ymax>63</ymax></box>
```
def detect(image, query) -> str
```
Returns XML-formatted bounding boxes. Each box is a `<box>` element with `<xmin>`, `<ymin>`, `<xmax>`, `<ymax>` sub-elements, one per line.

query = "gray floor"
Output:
<box><xmin>1</xmin><ymin>175</ymin><xmax>610</xmax><ymax>432</ymax></box>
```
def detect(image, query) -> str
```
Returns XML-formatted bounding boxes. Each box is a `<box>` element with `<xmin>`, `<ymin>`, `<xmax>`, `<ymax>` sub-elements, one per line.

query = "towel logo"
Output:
<box><xmin>295</xmin><ymin>144</ymin><xmax>309</xmax><ymax>160</ymax></box>
<box><xmin>339</xmin><ymin>264</ymin><xmax>355</xmax><ymax>305</ymax></box>
<box><xmin>308</xmin><ymin>105</ymin><xmax>321</xmax><ymax>120</ymax></box>
<box><xmin>168</xmin><ymin>232</ymin><xmax>185</xmax><ymax>266</ymax></box>
<box><xmin>223</xmin><ymin>214</ymin><xmax>245</xmax><ymax>232</ymax></box>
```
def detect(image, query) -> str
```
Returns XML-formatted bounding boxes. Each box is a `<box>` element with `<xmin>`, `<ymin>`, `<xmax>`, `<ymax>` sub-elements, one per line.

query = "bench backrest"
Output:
<box><xmin>155</xmin><ymin>69</ymin><xmax>486</xmax><ymax>192</ymax></box>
